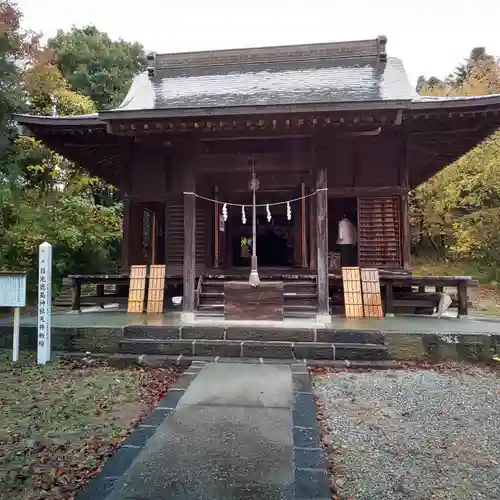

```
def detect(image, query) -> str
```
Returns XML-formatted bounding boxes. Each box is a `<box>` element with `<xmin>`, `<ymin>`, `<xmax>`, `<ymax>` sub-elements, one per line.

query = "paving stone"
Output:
<box><xmin>226</xmin><ymin>327</ymin><xmax>314</xmax><ymax>342</ymax></box>
<box><xmin>103</xmin><ymin>363</ymin><xmax>295</xmax><ymax>500</ymax></box>
<box><xmin>192</xmin><ymin>340</ymin><xmax>242</xmax><ymax>357</ymax></box>
<box><xmin>293</xmin><ymin>393</ymin><xmax>319</xmax><ymax>428</ymax></box>
<box><xmin>179</xmin><ymin>363</ymin><xmax>293</xmax><ymax>408</ymax></box>
<box><xmin>120</xmin><ymin>425</ymin><xmax>158</xmax><ymax>448</ymax></box>
<box><xmin>317</xmin><ymin>329</ymin><xmax>384</xmax><ymax>344</ymax></box>
<box><xmin>334</xmin><ymin>343</ymin><xmax>388</xmax><ymax>361</ymax></box>
<box><xmin>123</xmin><ymin>326</ymin><xmax>179</xmax><ymax>340</ymax></box>
<box><xmin>99</xmin><ymin>445</ymin><xmax>143</xmax><ymax>479</ymax></box>
<box><xmin>170</xmin><ymin>372</ymin><xmax>198</xmax><ymax>390</ymax></box>
<box><xmin>181</xmin><ymin>326</ymin><xmax>225</xmax><ymax>340</ymax></box>
<box><xmin>294</xmin><ymin>342</ymin><xmax>335</xmax><ymax>360</ymax></box>
<box><xmin>292</xmin><ymin>373</ymin><xmax>313</xmax><ymax>393</ymax></box>
<box><xmin>157</xmin><ymin>389</ymin><xmax>185</xmax><ymax>409</ymax></box>
<box><xmin>242</xmin><ymin>341</ymin><xmax>294</xmax><ymax>359</ymax></box>
<box><xmin>75</xmin><ymin>477</ymin><xmax>116</xmax><ymax>500</ymax></box>
<box><xmin>290</xmin><ymin>363</ymin><xmax>309</xmax><ymax>373</ymax></box>
<box><xmin>294</xmin><ymin>468</ymin><xmax>330</xmax><ymax>499</ymax></box>
<box><xmin>293</xmin><ymin>426</ymin><xmax>321</xmax><ymax>448</ymax></box>
<box><xmin>120</xmin><ymin>339</ymin><xmax>194</xmax><ymax>356</ymax></box>
<box><xmin>294</xmin><ymin>447</ymin><xmax>326</xmax><ymax>470</ymax></box>
<box><xmin>140</xmin><ymin>407</ymin><xmax>173</xmax><ymax>427</ymax></box>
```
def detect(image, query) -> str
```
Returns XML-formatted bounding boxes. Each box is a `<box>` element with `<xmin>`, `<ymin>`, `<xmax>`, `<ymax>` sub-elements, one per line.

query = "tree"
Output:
<box><xmin>0</xmin><ymin>4</ymin><xmax>123</xmax><ymax>296</ymax></box>
<box><xmin>23</xmin><ymin>61</ymin><xmax>96</xmax><ymax>116</ymax></box>
<box><xmin>415</xmin><ymin>75</ymin><xmax>426</xmax><ymax>93</ymax></box>
<box><xmin>453</xmin><ymin>47</ymin><xmax>494</xmax><ymax>87</ymax></box>
<box><xmin>412</xmin><ymin>49</ymin><xmax>500</xmax><ymax>278</ymax></box>
<box><xmin>0</xmin><ymin>1</ymin><xmax>37</xmax><ymax>159</ymax></box>
<box><xmin>48</xmin><ymin>25</ymin><xmax>146</xmax><ymax>110</ymax></box>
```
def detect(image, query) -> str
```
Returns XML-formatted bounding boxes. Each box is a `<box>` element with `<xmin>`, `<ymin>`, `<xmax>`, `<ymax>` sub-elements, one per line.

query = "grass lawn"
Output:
<box><xmin>0</xmin><ymin>351</ymin><xmax>179</xmax><ymax>500</ymax></box>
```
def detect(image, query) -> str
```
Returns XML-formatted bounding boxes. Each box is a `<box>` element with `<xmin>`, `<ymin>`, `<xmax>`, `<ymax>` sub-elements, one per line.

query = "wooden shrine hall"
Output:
<box><xmin>14</xmin><ymin>36</ymin><xmax>500</xmax><ymax>321</ymax></box>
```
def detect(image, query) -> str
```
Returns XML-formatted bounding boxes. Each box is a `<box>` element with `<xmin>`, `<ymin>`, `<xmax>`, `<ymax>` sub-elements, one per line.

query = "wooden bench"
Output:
<box><xmin>68</xmin><ymin>274</ymin><xmax>130</xmax><ymax>311</ymax></box>
<box><xmin>381</xmin><ymin>276</ymin><xmax>478</xmax><ymax>317</ymax></box>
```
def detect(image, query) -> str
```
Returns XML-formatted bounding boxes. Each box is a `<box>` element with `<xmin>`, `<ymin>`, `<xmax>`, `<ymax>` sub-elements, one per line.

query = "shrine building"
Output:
<box><xmin>14</xmin><ymin>36</ymin><xmax>500</xmax><ymax>321</ymax></box>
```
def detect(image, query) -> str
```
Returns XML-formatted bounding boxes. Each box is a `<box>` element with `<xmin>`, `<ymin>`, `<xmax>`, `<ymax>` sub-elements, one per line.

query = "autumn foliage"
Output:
<box><xmin>413</xmin><ymin>49</ymin><xmax>500</xmax><ymax>281</ymax></box>
<box><xmin>0</xmin><ymin>1</ymin><xmax>146</xmax><ymax>295</ymax></box>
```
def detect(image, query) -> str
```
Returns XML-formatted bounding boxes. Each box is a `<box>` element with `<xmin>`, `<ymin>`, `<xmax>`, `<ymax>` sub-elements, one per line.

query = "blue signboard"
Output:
<box><xmin>0</xmin><ymin>274</ymin><xmax>27</xmax><ymax>308</ymax></box>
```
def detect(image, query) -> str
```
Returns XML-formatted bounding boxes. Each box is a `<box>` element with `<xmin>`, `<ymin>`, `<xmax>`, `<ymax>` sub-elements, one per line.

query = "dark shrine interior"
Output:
<box><xmin>230</xmin><ymin>214</ymin><xmax>293</xmax><ymax>267</ymax></box>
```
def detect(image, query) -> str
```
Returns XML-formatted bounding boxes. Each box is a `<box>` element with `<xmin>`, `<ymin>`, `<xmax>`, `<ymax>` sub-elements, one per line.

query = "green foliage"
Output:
<box><xmin>0</xmin><ymin>1</ymin><xmax>32</xmax><ymax>156</ymax></box>
<box><xmin>0</xmin><ymin>2</ymin><xmax>124</xmax><ymax>299</ymax></box>
<box><xmin>413</xmin><ymin>49</ymin><xmax>500</xmax><ymax>280</ymax></box>
<box><xmin>23</xmin><ymin>62</ymin><xmax>96</xmax><ymax>116</ymax></box>
<box><xmin>0</xmin><ymin>187</ymin><xmax>122</xmax><ymax>295</ymax></box>
<box><xmin>48</xmin><ymin>25</ymin><xmax>146</xmax><ymax>110</ymax></box>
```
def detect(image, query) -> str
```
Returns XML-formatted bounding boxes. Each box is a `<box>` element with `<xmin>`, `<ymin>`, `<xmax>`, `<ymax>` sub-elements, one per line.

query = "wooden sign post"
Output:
<box><xmin>37</xmin><ymin>242</ymin><xmax>52</xmax><ymax>364</ymax></box>
<box><xmin>0</xmin><ymin>271</ymin><xmax>27</xmax><ymax>362</ymax></box>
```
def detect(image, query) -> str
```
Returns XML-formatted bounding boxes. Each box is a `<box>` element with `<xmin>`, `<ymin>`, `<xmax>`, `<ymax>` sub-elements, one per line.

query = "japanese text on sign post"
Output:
<box><xmin>37</xmin><ymin>242</ymin><xmax>52</xmax><ymax>364</ymax></box>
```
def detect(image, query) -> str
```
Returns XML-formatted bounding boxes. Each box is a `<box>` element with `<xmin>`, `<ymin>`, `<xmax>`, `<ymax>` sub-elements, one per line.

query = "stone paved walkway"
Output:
<box><xmin>104</xmin><ymin>363</ymin><xmax>297</xmax><ymax>499</ymax></box>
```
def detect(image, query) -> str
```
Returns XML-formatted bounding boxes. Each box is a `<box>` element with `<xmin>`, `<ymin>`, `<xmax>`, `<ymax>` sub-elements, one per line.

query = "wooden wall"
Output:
<box><xmin>122</xmin><ymin>132</ymin><xmax>408</xmax><ymax>273</ymax></box>
<box><xmin>325</xmin><ymin>133</ymin><xmax>401</xmax><ymax>189</ymax></box>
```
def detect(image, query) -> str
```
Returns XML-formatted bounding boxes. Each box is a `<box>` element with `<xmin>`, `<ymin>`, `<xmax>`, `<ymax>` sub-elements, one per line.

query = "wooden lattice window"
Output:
<box><xmin>357</xmin><ymin>197</ymin><xmax>402</xmax><ymax>268</ymax></box>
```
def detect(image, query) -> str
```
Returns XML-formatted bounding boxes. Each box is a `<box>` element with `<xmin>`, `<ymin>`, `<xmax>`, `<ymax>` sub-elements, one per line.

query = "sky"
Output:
<box><xmin>16</xmin><ymin>0</ymin><xmax>500</xmax><ymax>87</ymax></box>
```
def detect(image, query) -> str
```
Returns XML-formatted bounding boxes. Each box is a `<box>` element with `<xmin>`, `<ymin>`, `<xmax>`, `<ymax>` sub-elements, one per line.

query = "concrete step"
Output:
<box><xmin>123</xmin><ymin>325</ymin><xmax>385</xmax><ymax>344</ymax></box>
<box><xmin>119</xmin><ymin>338</ymin><xmax>388</xmax><ymax>360</ymax></box>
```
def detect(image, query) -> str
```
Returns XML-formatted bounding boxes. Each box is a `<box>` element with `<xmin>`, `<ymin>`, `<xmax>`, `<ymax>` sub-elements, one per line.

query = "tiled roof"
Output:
<box><xmin>115</xmin><ymin>55</ymin><xmax>416</xmax><ymax>113</ymax></box>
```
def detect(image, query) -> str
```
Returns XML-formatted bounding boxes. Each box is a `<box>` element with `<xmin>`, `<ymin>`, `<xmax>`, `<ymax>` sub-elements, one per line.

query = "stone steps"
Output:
<box><xmin>198</xmin><ymin>274</ymin><xmax>318</xmax><ymax>319</ymax></box>
<box><xmin>123</xmin><ymin>325</ymin><xmax>385</xmax><ymax>344</ymax></box>
<box><xmin>119</xmin><ymin>338</ymin><xmax>388</xmax><ymax>360</ymax></box>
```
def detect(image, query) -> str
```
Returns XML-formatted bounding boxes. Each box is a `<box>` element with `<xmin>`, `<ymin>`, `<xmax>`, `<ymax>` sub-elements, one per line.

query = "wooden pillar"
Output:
<box><xmin>183</xmin><ymin>167</ymin><xmax>196</xmax><ymax>321</ymax></box>
<box><xmin>399</xmin><ymin>133</ymin><xmax>411</xmax><ymax>272</ymax></box>
<box><xmin>309</xmin><ymin>192</ymin><xmax>317</xmax><ymax>270</ymax></box>
<box><xmin>316</xmin><ymin>166</ymin><xmax>329</xmax><ymax>321</ymax></box>
<box><xmin>121</xmin><ymin>197</ymin><xmax>131</xmax><ymax>272</ymax></box>
<box><xmin>401</xmin><ymin>192</ymin><xmax>411</xmax><ymax>272</ymax></box>
<box><xmin>300</xmin><ymin>182</ymin><xmax>308</xmax><ymax>268</ymax></box>
<box><xmin>214</xmin><ymin>185</ymin><xmax>219</xmax><ymax>268</ymax></box>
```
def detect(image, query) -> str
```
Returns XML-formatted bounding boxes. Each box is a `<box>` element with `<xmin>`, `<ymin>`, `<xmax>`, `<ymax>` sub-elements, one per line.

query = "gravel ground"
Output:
<box><xmin>313</xmin><ymin>366</ymin><xmax>500</xmax><ymax>500</ymax></box>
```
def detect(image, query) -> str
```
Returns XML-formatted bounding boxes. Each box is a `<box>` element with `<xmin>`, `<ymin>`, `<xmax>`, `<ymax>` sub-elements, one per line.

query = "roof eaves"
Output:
<box><xmin>410</xmin><ymin>94</ymin><xmax>500</xmax><ymax>110</ymax></box>
<box><xmin>12</xmin><ymin>113</ymin><xmax>105</xmax><ymax>127</ymax></box>
<box><xmin>99</xmin><ymin>99</ymin><xmax>413</xmax><ymax>121</ymax></box>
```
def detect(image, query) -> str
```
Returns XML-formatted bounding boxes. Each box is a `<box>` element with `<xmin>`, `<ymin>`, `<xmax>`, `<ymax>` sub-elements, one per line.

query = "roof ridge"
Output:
<box><xmin>147</xmin><ymin>36</ymin><xmax>387</xmax><ymax>74</ymax></box>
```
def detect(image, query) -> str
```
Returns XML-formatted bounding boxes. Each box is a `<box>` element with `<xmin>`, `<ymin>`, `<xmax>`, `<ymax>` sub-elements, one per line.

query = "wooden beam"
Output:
<box><xmin>183</xmin><ymin>164</ymin><xmax>196</xmax><ymax>321</ymax></box>
<box><xmin>327</xmin><ymin>186</ymin><xmax>405</xmax><ymax>197</ymax></box>
<box><xmin>316</xmin><ymin>165</ymin><xmax>329</xmax><ymax>320</ymax></box>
